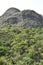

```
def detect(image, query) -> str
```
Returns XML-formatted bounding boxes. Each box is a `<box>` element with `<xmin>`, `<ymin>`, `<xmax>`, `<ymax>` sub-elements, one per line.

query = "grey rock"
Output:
<box><xmin>0</xmin><ymin>7</ymin><xmax>43</xmax><ymax>28</ymax></box>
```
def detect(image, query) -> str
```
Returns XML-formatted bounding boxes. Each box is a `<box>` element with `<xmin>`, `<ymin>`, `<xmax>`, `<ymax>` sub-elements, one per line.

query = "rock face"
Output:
<box><xmin>2</xmin><ymin>7</ymin><xmax>20</xmax><ymax>16</ymax></box>
<box><xmin>0</xmin><ymin>7</ymin><xmax>43</xmax><ymax>27</ymax></box>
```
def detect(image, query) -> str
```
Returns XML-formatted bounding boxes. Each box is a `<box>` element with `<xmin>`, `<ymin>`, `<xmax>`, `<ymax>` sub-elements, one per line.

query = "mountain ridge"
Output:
<box><xmin>0</xmin><ymin>7</ymin><xmax>43</xmax><ymax>28</ymax></box>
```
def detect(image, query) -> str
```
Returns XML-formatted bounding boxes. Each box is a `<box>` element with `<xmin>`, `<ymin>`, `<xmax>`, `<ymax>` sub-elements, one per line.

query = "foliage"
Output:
<box><xmin>0</xmin><ymin>26</ymin><xmax>43</xmax><ymax>65</ymax></box>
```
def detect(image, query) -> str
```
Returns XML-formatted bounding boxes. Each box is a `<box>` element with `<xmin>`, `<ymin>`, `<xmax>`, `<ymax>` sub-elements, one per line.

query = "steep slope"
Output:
<box><xmin>22</xmin><ymin>10</ymin><xmax>43</xmax><ymax>27</ymax></box>
<box><xmin>0</xmin><ymin>7</ymin><xmax>43</xmax><ymax>28</ymax></box>
<box><xmin>2</xmin><ymin>7</ymin><xmax>20</xmax><ymax>16</ymax></box>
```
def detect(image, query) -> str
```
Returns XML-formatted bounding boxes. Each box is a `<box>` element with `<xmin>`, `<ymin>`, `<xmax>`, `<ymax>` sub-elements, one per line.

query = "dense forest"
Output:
<box><xmin>0</xmin><ymin>25</ymin><xmax>43</xmax><ymax>65</ymax></box>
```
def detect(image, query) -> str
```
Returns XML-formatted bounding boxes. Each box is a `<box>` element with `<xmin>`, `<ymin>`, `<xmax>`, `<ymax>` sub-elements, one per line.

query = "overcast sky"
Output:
<box><xmin>0</xmin><ymin>0</ymin><xmax>43</xmax><ymax>16</ymax></box>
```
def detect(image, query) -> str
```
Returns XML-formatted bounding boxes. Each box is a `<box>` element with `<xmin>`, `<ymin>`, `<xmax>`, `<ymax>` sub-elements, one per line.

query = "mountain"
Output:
<box><xmin>0</xmin><ymin>8</ymin><xmax>43</xmax><ymax>65</ymax></box>
<box><xmin>0</xmin><ymin>7</ymin><xmax>43</xmax><ymax>28</ymax></box>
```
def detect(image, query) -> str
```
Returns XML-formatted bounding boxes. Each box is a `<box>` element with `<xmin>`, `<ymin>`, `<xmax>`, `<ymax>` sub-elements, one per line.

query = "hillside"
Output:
<box><xmin>0</xmin><ymin>26</ymin><xmax>43</xmax><ymax>65</ymax></box>
<box><xmin>0</xmin><ymin>7</ymin><xmax>43</xmax><ymax>65</ymax></box>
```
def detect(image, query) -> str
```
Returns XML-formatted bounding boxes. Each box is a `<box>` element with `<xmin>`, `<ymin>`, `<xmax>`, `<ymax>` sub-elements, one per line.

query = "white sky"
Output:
<box><xmin>0</xmin><ymin>0</ymin><xmax>43</xmax><ymax>16</ymax></box>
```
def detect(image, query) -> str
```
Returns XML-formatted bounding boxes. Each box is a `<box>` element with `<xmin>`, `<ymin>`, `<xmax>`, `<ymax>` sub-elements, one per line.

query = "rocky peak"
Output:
<box><xmin>2</xmin><ymin>7</ymin><xmax>20</xmax><ymax>16</ymax></box>
<box><xmin>0</xmin><ymin>8</ymin><xmax>43</xmax><ymax>27</ymax></box>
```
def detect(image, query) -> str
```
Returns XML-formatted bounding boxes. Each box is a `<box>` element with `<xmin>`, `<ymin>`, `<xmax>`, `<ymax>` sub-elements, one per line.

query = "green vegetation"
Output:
<box><xmin>0</xmin><ymin>26</ymin><xmax>43</xmax><ymax>65</ymax></box>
